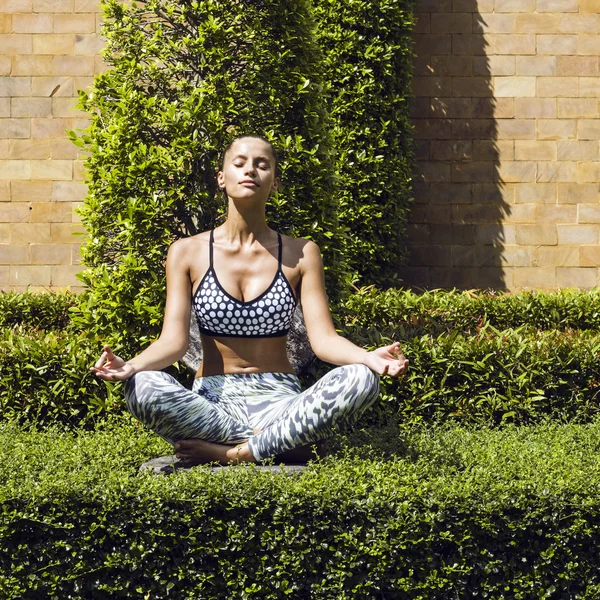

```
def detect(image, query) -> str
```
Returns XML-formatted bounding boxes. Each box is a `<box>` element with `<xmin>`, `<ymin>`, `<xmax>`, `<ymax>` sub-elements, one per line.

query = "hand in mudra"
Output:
<box><xmin>90</xmin><ymin>345</ymin><xmax>135</xmax><ymax>381</ymax></box>
<box><xmin>365</xmin><ymin>342</ymin><xmax>409</xmax><ymax>378</ymax></box>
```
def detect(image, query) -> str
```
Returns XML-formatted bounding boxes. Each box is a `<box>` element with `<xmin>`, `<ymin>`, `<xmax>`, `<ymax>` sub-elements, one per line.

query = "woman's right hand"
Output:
<box><xmin>90</xmin><ymin>345</ymin><xmax>136</xmax><ymax>381</ymax></box>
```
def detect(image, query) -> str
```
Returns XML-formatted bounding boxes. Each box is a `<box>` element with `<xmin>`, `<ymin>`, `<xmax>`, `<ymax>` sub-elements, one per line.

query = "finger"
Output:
<box><xmin>93</xmin><ymin>351</ymin><xmax>108</xmax><ymax>369</ymax></box>
<box><xmin>103</xmin><ymin>344</ymin><xmax>115</xmax><ymax>359</ymax></box>
<box><xmin>391</xmin><ymin>343</ymin><xmax>403</xmax><ymax>358</ymax></box>
<box><xmin>381</xmin><ymin>363</ymin><xmax>390</xmax><ymax>377</ymax></box>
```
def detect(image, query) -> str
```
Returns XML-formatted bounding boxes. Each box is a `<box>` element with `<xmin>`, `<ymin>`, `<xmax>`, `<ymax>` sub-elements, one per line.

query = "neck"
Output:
<box><xmin>222</xmin><ymin>200</ymin><xmax>270</xmax><ymax>244</ymax></box>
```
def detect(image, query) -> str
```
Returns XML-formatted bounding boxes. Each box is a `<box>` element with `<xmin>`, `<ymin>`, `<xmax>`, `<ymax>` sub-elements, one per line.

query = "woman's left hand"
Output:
<box><xmin>364</xmin><ymin>341</ymin><xmax>409</xmax><ymax>378</ymax></box>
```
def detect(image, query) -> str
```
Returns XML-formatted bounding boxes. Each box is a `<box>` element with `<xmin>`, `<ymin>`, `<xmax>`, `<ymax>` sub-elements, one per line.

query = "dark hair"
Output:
<box><xmin>221</xmin><ymin>135</ymin><xmax>281</xmax><ymax>178</ymax></box>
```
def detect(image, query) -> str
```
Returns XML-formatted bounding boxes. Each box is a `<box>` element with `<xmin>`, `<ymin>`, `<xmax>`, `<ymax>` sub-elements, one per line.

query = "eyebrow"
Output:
<box><xmin>231</xmin><ymin>154</ymin><xmax>271</xmax><ymax>163</ymax></box>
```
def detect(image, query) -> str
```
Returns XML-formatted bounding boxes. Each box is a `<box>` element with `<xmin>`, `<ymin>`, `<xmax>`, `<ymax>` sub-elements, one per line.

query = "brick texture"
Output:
<box><xmin>2</xmin><ymin>1</ymin><xmax>600</xmax><ymax>291</ymax></box>
<box><xmin>405</xmin><ymin>0</ymin><xmax>600</xmax><ymax>290</ymax></box>
<box><xmin>0</xmin><ymin>1</ymin><xmax>100</xmax><ymax>290</ymax></box>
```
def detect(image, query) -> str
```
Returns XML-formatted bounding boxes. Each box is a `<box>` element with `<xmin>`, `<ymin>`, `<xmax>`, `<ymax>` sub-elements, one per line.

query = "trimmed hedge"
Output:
<box><xmin>313</xmin><ymin>0</ymin><xmax>416</xmax><ymax>288</ymax></box>
<box><xmin>4</xmin><ymin>420</ymin><xmax>600</xmax><ymax>598</ymax></box>
<box><xmin>339</xmin><ymin>286</ymin><xmax>600</xmax><ymax>335</ymax></box>
<box><xmin>0</xmin><ymin>291</ymin><xmax>75</xmax><ymax>330</ymax></box>
<box><xmin>0</xmin><ymin>328</ymin><xmax>121</xmax><ymax>427</ymax></box>
<box><xmin>3</xmin><ymin>324</ymin><xmax>600</xmax><ymax>429</ymax></box>
<box><xmin>3</xmin><ymin>289</ymin><xmax>600</xmax><ymax>428</ymax></box>
<box><xmin>5</xmin><ymin>287</ymin><xmax>600</xmax><ymax>334</ymax></box>
<box><xmin>71</xmin><ymin>0</ymin><xmax>343</xmax><ymax>352</ymax></box>
<box><xmin>375</xmin><ymin>326</ymin><xmax>600</xmax><ymax>426</ymax></box>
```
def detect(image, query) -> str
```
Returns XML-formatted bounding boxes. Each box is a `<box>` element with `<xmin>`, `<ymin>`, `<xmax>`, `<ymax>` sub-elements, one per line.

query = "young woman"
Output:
<box><xmin>91</xmin><ymin>136</ymin><xmax>408</xmax><ymax>465</ymax></box>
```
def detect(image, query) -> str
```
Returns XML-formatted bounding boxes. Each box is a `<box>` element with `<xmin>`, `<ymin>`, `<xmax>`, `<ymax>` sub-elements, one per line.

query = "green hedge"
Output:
<box><xmin>6</xmin><ymin>287</ymin><xmax>600</xmax><ymax>334</ymax></box>
<box><xmin>374</xmin><ymin>327</ymin><xmax>600</xmax><ymax>426</ymax></box>
<box><xmin>339</xmin><ymin>286</ymin><xmax>600</xmax><ymax>335</ymax></box>
<box><xmin>0</xmin><ymin>328</ymin><xmax>120</xmax><ymax>427</ymax></box>
<box><xmin>3</xmin><ymin>289</ymin><xmax>600</xmax><ymax>428</ymax></box>
<box><xmin>0</xmin><ymin>291</ymin><xmax>75</xmax><ymax>330</ymax></box>
<box><xmin>4</xmin><ymin>420</ymin><xmax>600</xmax><ymax>598</ymax></box>
<box><xmin>4</xmin><ymin>324</ymin><xmax>600</xmax><ymax>429</ymax></box>
<box><xmin>313</xmin><ymin>0</ymin><xmax>415</xmax><ymax>288</ymax></box>
<box><xmin>71</xmin><ymin>0</ymin><xmax>344</xmax><ymax>351</ymax></box>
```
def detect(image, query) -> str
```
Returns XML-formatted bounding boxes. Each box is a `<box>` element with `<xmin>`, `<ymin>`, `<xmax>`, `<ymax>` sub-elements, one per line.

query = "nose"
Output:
<box><xmin>244</xmin><ymin>162</ymin><xmax>257</xmax><ymax>176</ymax></box>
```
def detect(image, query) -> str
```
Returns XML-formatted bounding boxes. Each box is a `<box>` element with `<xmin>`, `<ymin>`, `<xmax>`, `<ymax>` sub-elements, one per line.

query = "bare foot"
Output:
<box><xmin>174</xmin><ymin>439</ymin><xmax>256</xmax><ymax>466</ymax></box>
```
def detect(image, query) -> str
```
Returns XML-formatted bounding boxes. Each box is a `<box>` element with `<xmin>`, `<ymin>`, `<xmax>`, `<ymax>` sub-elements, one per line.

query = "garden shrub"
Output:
<box><xmin>3</xmin><ymin>420</ymin><xmax>600</xmax><ymax>598</ymax></box>
<box><xmin>3</xmin><ymin>287</ymin><xmax>599</xmax><ymax>336</ymax></box>
<box><xmin>3</xmin><ymin>321</ymin><xmax>599</xmax><ymax>429</ymax></box>
<box><xmin>5</xmin><ymin>288</ymin><xmax>600</xmax><ymax>430</ymax></box>
<box><xmin>313</xmin><ymin>0</ymin><xmax>416</xmax><ymax>288</ymax></box>
<box><xmin>0</xmin><ymin>291</ymin><xmax>75</xmax><ymax>330</ymax></box>
<box><xmin>70</xmin><ymin>0</ymin><xmax>342</xmax><ymax>354</ymax></box>
<box><xmin>0</xmin><ymin>327</ymin><xmax>122</xmax><ymax>427</ymax></box>
<box><xmin>375</xmin><ymin>326</ymin><xmax>600</xmax><ymax>426</ymax></box>
<box><xmin>340</xmin><ymin>286</ymin><xmax>600</xmax><ymax>335</ymax></box>
<box><xmin>70</xmin><ymin>0</ymin><xmax>417</xmax><ymax>353</ymax></box>
<box><xmin>304</xmin><ymin>326</ymin><xmax>600</xmax><ymax>427</ymax></box>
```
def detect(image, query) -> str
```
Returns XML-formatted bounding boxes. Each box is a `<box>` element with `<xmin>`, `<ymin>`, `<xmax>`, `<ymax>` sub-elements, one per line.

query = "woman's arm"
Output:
<box><xmin>299</xmin><ymin>241</ymin><xmax>408</xmax><ymax>377</ymax></box>
<box><xmin>91</xmin><ymin>239</ymin><xmax>192</xmax><ymax>381</ymax></box>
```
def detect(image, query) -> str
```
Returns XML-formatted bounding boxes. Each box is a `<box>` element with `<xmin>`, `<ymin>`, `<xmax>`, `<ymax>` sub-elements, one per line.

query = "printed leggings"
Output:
<box><xmin>124</xmin><ymin>364</ymin><xmax>380</xmax><ymax>461</ymax></box>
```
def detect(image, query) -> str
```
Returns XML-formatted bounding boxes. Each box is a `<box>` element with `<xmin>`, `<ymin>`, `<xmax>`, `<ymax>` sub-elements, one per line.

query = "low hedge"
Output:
<box><xmin>0</xmin><ymin>327</ymin><xmax>119</xmax><ymax>427</ymax></box>
<box><xmin>3</xmin><ymin>420</ymin><xmax>600</xmax><ymax>598</ymax></box>
<box><xmin>307</xmin><ymin>325</ymin><xmax>600</xmax><ymax>427</ymax></box>
<box><xmin>2</xmin><ymin>288</ymin><xmax>600</xmax><ymax>428</ymax></box>
<box><xmin>339</xmin><ymin>286</ymin><xmax>600</xmax><ymax>335</ymax></box>
<box><xmin>0</xmin><ymin>291</ymin><xmax>75</xmax><ymax>330</ymax></box>
<box><xmin>376</xmin><ymin>326</ymin><xmax>600</xmax><ymax>426</ymax></box>
<box><xmin>4</xmin><ymin>288</ymin><xmax>600</xmax><ymax>335</ymax></box>
<box><xmin>2</xmin><ymin>325</ymin><xmax>600</xmax><ymax>428</ymax></box>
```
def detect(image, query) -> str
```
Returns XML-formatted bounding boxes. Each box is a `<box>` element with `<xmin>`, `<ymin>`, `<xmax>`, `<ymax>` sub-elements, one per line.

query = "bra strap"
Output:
<box><xmin>209</xmin><ymin>229</ymin><xmax>214</xmax><ymax>267</ymax></box>
<box><xmin>277</xmin><ymin>232</ymin><xmax>282</xmax><ymax>267</ymax></box>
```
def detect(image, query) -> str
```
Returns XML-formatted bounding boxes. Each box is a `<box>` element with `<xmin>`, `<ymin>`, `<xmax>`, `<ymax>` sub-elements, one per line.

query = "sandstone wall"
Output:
<box><xmin>405</xmin><ymin>0</ymin><xmax>600</xmax><ymax>289</ymax></box>
<box><xmin>1</xmin><ymin>0</ymin><xmax>599</xmax><ymax>291</ymax></box>
<box><xmin>0</xmin><ymin>0</ymin><xmax>103</xmax><ymax>292</ymax></box>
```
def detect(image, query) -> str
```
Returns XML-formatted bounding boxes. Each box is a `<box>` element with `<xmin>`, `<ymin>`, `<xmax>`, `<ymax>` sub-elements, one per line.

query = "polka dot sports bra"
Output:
<box><xmin>192</xmin><ymin>229</ymin><xmax>298</xmax><ymax>338</ymax></box>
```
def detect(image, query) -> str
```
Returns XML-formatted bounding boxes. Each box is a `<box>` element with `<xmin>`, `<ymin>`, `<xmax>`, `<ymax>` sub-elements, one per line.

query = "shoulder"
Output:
<box><xmin>279</xmin><ymin>234</ymin><xmax>322</xmax><ymax>274</ymax></box>
<box><xmin>166</xmin><ymin>232</ymin><xmax>210</xmax><ymax>269</ymax></box>
<box><xmin>280</xmin><ymin>234</ymin><xmax>320</xmax><ymax>256</ymax></box>
<box><xmin>168</xmin><ymin>232</ymin><xmax>210</xmax><ymax>256</ymax></box>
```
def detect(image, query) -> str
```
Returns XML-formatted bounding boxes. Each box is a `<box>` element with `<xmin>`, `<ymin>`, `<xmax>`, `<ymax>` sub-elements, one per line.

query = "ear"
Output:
<box><xmin>271</xmin><ymin>176</ymin><xmax>280</xmax><ymax>192</ymax></box>
<box><xmin>217</xmin><ymin>170</ymin><xmax>225</xmax><ymax>190</ymax></box>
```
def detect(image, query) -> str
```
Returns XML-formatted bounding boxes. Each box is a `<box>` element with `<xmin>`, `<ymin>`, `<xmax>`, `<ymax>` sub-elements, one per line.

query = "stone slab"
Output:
<box><xmin>140</xmin><ymin>455</ymin><xmax>308</xmax><ymax>476</ymax></box>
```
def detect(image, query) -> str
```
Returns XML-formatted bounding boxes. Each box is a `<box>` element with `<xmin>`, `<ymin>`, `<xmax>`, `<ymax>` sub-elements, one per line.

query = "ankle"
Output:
<box><xmin>227</xmin><ymin>443</ymin><xmax>255</xmax><ymax>463</ymax></box>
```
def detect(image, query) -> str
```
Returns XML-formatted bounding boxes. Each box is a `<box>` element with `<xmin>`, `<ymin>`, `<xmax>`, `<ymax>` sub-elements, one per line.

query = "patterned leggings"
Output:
<box><xmin>124</xmin><ymin>364</ymin><xmax>380</xmax><ymax>461</ymax></box>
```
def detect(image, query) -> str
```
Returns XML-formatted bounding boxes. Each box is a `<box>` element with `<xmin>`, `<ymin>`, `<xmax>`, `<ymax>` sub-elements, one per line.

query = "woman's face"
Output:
<box><xmin>217</xmin><ymin>137</ymin><xmax>279</xmax><ymax>200</ymax></box>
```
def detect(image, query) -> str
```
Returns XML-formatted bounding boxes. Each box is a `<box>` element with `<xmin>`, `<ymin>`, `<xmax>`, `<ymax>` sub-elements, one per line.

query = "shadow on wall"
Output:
<box><xmin>401</xmin><ymin>1</ymin><xmax>510</xmax><ymax>290</ymax></box>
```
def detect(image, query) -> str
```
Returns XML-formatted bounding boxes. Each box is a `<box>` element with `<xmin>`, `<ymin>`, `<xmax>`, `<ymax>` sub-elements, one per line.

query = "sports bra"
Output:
<box><xmin>192</xmin><ymin>230</ymin><xmax>298</xmax><ymax>338</ymax></box>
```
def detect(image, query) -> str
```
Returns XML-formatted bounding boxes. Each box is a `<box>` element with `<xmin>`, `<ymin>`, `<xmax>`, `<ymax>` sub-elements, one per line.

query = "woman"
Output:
<box><xmin>91</xmin><ymin>135</ymin><xmax>408</xmax><ymax>465</ymax></box>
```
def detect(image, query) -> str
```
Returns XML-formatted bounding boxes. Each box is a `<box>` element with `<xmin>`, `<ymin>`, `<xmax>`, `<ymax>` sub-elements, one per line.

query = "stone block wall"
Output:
<box><xmin>404</xmin><ymin>0</ymin><xmax>600</xmax><ymax>289</ymax></box>
<box><xmin>0</xmin><ymin>0</ymin><xmax>103</xmax><ymax>292</ymax></box>
<box><xmin>1</xmin><ymin>0</ymin><xmax>599</xmax><ymax>291</ymax></box>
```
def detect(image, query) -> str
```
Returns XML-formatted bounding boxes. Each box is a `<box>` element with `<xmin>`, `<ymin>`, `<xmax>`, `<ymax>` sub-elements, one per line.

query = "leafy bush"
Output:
<box><xmin>302</xmin><ymin>326</ymin><xmax>600</xmax><ymax>427</ymax></box>
<box><xmin>4</xmin><ymin>324</ymin><xmax>600</xmax><ymax>430</ymax></box>
<box><xmin>70</xmin><ymin>0</ymin><xmax>342</xmax><ymax>352</ymax></box>
<box><xmin>0</xmin><ymin>327</ymin><xmax>121</xmax><ymax>427</ymax></box>
<box><xmin>377</xmin><ymin>326</ymin><xmax>600</xmax><ymax>426</ymax></box>
<box><xmin>314</xmin><ymin>0</ymin><xmax>416</xmax><ymax>288</ymax></box>
<box><xmin>340</xmin><ymin>286</ymin><xmax>600</xmax><ymax>336</ymax></box>
<box><xmin>4</xmin><ymin>420</ymin><xmax>600</xmax><ymax>598</ymax></box>
<box><xmin>0</xmin><ymin>291</ymin><xmax>75</xmax><ymax>330</ymax></box>
<box><xmin>4</xmin><ymin>288</ymin><xmax>600</xmax><ymax>428</ymax></box>
<box><xmin>70</xmin><ymin>0</ymin><xmax>417</xmax><ymax>351</ymax></box>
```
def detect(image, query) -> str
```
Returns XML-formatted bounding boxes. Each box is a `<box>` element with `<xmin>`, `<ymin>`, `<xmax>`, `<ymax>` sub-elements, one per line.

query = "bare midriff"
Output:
<box><xmin>195</xmin><ymin>334</ymin><xmax>295</xmax><ymax>378</ymax></box>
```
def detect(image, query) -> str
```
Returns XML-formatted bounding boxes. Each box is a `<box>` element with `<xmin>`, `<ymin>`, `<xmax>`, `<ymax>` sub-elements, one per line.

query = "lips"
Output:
<box><xmin>240</xmin><ymin>180</ymin><xmax>259</xmax><ymax>186</ymax></box>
